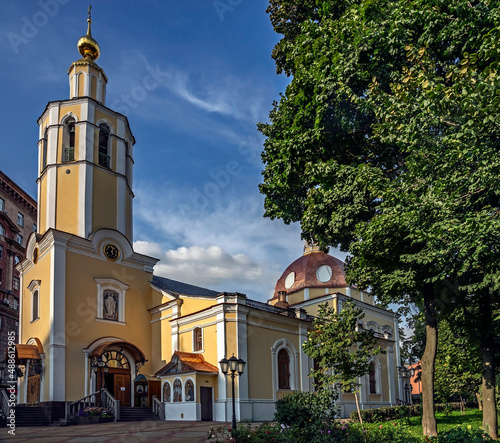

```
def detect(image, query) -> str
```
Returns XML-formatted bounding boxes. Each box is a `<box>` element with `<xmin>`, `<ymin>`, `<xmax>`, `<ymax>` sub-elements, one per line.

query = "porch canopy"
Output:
<box><xmin>11</xmin><ymin>344</ymin><xmax>41</xmax><ymax>364</ymax></box>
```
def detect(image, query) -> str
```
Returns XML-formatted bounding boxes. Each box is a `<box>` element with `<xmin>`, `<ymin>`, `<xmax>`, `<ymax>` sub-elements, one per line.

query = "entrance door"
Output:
<box><xmin>114</xmin><ymin>373</ymin><xmax>131</xmax><ymax>406</ymax></box>
<box><xmin>27</xmin><ymin>375</ymin><xmax>40</xmax><ymax>406</ymax></box>
<box><xmin>200</xmin><ymin>387</ymin><xmax>213</xmax><ymax>421</ymax></box>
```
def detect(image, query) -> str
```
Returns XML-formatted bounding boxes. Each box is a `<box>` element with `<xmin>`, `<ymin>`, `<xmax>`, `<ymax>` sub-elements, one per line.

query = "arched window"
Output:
<box><xmin>32</xmin><ymin>290</ymin><xmax>39</xmax><ymax>322</ymax></box>
<box><xmin>101</xmin><ymin>350</ymin><xmax>130</xmax><ymax>369</ymax></box>
<box><xmin>278</xmin><ymin>349</ymin><xmax>291</xmax><ymax>390</ymax></box>
<box><xmin>98</xmin><ymin>123</ymin><xmax>110</xmax><ymax>168</ymax></box>
<box><xmin>42</xmin><ymin>128</ymin><xmax>48</xmax><ymax>170</ymax></box>
<box><xmin>185</xmin><ymin>380</ymin><xmax>194</xmax><ymax>401</ymax></box>
<box><xmin>63</xmin><ymin>118</ymin><xmax>75</xmax><ymax>162</ymax></box>
<box><xmin>369</xmin><ymin>362</ymin><xmax>376</xmax><ymax>394</ymax></box>
<box><xmin>163</xmin><ymin>382</ymin><xmax>171</xmax><ymax>402</ymax></box>
<box><xmin>193</xmin><ymin>327</ymin><xmax>202</xmax><ymax>352</ymax></box>
<box><xmin>173</xmin><ymin>378</ymin><xmax>182</xmax><ymax>402</ymax></box>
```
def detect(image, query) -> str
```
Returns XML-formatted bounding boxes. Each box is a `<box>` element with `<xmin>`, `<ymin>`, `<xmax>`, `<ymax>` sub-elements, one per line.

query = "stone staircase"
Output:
<box><xmin>119</xmin><ymin>406</ymin><xmax>154</xmax><ymax>422</ymax></box>
<box><xmin>14</xmin><ymin>406</ymin><xmax>51</xmax><ymax>427</ymax></box>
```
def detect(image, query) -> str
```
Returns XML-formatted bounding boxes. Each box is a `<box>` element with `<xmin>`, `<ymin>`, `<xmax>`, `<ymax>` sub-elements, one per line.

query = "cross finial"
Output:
<box><xmin>88</xmin><ymin>5</ymin><xmax>92</xmax><ymax>21</ymax></box>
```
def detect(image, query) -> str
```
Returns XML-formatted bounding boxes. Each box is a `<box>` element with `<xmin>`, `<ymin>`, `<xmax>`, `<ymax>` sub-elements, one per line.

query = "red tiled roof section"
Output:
<box><xmin>272</xmin><ymin>250</ymin><xmax>347</xmax><ymax>299</ymax></box>
<box><xmin>175</xmin><ymin>351</ymin><xmax>219</xmax><ymax>373</ymax></box>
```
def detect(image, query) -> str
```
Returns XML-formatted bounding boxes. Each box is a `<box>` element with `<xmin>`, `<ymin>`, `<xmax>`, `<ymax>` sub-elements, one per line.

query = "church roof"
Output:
<box><xmin>272</xmin><ymin>249</ymin><xmax>347</xmax><ymax>299</ymax></box>
<box><xmin>151</xmin><ymin>275</ymin><xmax>220</xmax><ymax>298</ymax></box>
<box><xmin>155</xmin><ymin>351</ymin><xmax>219</xmax><ymax>376</ymax></box>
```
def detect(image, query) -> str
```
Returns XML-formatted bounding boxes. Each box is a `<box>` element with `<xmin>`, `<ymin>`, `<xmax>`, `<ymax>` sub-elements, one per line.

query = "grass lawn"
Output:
<box><xmin>363</xmin><ymin>408</ymin><xmax>496</xmax><ymax>436</ymax></box>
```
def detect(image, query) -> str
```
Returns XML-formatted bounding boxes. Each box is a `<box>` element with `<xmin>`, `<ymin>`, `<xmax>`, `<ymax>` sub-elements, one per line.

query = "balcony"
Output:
<box><xmin>62</xmin><ymin>147</ymin><xmax>74</xmax><ymax>162</ymax></box>
<box><xmin>99</xmin><ymin>153</ymin><xmax>110</xmax><ymax>168</ymax></box>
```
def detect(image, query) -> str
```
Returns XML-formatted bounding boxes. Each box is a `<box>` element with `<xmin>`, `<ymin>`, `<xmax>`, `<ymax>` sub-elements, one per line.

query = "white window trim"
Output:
<box><xmin>94</xmin><ymin>278</ymin><xmax>129</xmax><ymax>323</ymax></box>
<box><xmin>367</xmin><ymin>358</ymin><xmax>382</xmax><ymax>395</ymax></box>
<box><xmin>28</xmin><ymin>280</ymin><xmax>41</xmax><ymax>323</ymax></box>
<box><xmin>271</xmin><ymin>338</ymin><xmax>299</xmax><ymax>399</ymax></box>
<box><xmin>192</xmin><ymin>326</ymin><xmax>204</xmax><ymax>353</ymax></box>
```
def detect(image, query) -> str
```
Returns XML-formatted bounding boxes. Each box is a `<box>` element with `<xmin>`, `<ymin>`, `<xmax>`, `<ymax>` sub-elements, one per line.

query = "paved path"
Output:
<box><xmin>1</xmin><ymin>420</ymin><xmax>230</xmax><ymax>442</ymax></box>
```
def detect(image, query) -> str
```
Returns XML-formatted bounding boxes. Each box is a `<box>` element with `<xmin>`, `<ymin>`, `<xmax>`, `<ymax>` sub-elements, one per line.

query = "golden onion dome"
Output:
<box><xmin>77</xmin><ymin>7</ymin><xmax>100</xmax><ymax>61</ymax></box>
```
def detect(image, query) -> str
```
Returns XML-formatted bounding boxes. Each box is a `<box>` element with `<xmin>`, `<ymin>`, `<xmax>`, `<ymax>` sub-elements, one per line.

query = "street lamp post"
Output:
<box><xmin>219</xmin><ymin>355</ymin><xmax>246</xmax><ymax>431</ymax></box>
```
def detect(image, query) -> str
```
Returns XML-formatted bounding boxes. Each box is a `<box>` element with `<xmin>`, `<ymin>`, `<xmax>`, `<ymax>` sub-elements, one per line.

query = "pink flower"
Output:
<box><xmin>379</xmin><ymin>425</ymin><xmax>383</xmax><ymax>428</ymax></box>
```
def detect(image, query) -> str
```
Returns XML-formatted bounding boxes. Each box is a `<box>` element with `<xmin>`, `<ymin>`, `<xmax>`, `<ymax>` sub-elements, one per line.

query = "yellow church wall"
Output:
<box><xmin>21</xmin><ymin>251</ymin><xmax>53</xmax><ymax>347</ymax></box>
<box><xmin>178</xmin><ymin>298</ymin><xmax>216</xmax><ymax>317</ymax></box>
<box><xmin>94</xmin><ymin>109</ymin><xmax>117</xmax><ymax>130</ymax></box>
<box><xmin>77</xmin><ymin>72</ymin><xmax>85</xmax><ymax>97</ymax></box>
<box><xmin>63</xmin><ymin>250</ymin><xmax>154</xmax><ymax>400</ymax></box>
<box><xmin>21</xmin><ymin>250</ymin><xmax>53</xmax><ymax>402</ymax></box>
<box><xmin>246</xmin><ymin>321</ymin><xmax>300</xmax><ymax>399</ymax></box>
<box><xmin>287</xmin><ymin>290</ymin><xmax>303</xmax><ymax>305</ymax></box>
<box><xmin>195</xmin><ymin>374</ymin><xmax>218</xmax><ymax>403</ymax></box>
<box><xmin>90</xmin><ymin>76</ymin><xmax>97</xmax><ymax>99</ymax></box>
<box><xmin>59</xmin><ymin>104</ymin><xmax>82</xmax><ymax>122</ymax></box>
<box><xmin>55</xmin><ymin>166</ymin><xmax>79</xmax><ymax>234</ymax></box>
<box><xmin>91</xmin><ymin>169</ymin><xmax>117</xmax><ymax>231</ymax></box>
<box><xmin>201</xmin><ymin>323</ymin><xmax>218</xmax><ymax>365</ymax></box>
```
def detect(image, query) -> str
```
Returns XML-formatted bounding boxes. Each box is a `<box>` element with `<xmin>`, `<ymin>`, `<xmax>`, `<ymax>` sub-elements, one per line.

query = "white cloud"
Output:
<box><xmin>133</xmin><ymin>184</ymin><xmax>304</xmax><ymax>300</ymax></box>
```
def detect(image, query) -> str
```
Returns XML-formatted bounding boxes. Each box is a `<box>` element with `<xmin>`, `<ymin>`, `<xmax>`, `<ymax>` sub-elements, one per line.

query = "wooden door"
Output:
<box><xmin>27</xmin><ymin>375</ymin><xmax>40</xmax><ymax>406</ymax></box>
<box><xmin>114</xmin><ymin>373</ymin><xmax>131</xmax><ymax>406</ymax></box>
<box><xmin>200</xmin><ymin>387</ymin><xmax>213</xmax><ymax>421</ymax></box>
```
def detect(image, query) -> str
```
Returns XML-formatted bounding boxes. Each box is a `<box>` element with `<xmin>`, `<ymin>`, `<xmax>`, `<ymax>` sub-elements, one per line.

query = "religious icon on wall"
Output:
<box><xmin>103</xmin><ymin>290</ymin><xmax>118</xmax><ymax>321</ymax></box>
<box><xmin>173</xmin><ymin>378</ymin><xmax>182</xmax><ymax>402</ymax></box>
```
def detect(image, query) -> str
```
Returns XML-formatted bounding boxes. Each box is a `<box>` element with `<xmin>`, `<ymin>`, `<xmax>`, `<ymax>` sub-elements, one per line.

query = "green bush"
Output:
<box><xmin>350</xmin><ymin>405</ymin><xmax>416</xmax><ymax>423</ymax></box>
<box><xmin>428</xmin><ymin>426</ymin><xmax>494</xmax><ymax>442</ymax></box>
<box><xmin>274</xmin><ymin>389</ymin><xmax>338</xmax><ymax>428</ymax></box>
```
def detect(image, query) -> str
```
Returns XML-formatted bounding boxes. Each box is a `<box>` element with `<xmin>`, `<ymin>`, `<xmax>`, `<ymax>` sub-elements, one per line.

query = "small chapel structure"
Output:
<box><xmin>14</xmin><ymin>12</ymin><xmax>404</xmax><ymax>423</ymax></box>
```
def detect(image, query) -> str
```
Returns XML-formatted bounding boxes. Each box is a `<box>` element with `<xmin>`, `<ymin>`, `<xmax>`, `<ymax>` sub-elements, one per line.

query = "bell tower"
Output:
<box><xmin>37</xmin><ymin>7</ymin><xmax>135</xmax><ymax>242</ymax></box>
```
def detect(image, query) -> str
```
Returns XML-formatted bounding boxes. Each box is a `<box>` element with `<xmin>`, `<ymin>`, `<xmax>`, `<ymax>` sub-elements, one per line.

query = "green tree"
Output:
<box><xmin>259</xmin><ymin>0</ymin><xmax>498</xmax><ymax>437</ymax></box>
<box><xmin>302</xmin><ymin>300</ymin><xmax>383</xmax><ymax>425</ymax></box>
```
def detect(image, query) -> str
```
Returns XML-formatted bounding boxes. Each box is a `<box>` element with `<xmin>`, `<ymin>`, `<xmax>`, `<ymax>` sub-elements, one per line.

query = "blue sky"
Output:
<box><xmin>0</xmin><ymin>1</ymin><xmax>346</xmax><ymax>301</ymax></box>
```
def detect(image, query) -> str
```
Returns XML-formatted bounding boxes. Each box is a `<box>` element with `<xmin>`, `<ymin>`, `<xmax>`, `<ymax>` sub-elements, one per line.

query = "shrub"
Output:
<box><xmin>350</xmin><ymin>405</ymin><xmax>416</xmax><ymax>423</ymax></box>
<box><xmin>274</xmin><ymin>388</ymin><xmax>339</xmax><ymax>428</ymax></box>
<box><xmin>427</xmin><ymin>426</ymin><xmax>494</xmax><ymax>442</ymax></box>
<box><xmin>78</xmin><ymin>406</ymin><xmax>112</xmax><ymax>417</ymax></box>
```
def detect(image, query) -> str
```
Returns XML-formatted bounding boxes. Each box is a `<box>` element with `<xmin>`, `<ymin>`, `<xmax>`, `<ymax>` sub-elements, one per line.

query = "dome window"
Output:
<box><xmin>316</xmin><ymin>264</ymin><xmax>332</xmax><ymax>283</ymax></box>
<box><xmin>284</xmin><ymin>272</ymin><xmax>295</xmax><ymax>290</ymax></box>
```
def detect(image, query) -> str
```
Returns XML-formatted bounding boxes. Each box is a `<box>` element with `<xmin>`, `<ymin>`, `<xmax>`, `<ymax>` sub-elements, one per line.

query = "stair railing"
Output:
<box><xmin>152</xmin><ymin>395</ymin><xmax>164</xmax><ymax>420</ymax></box>
<box><xmin>67</xmin><ymin>388</ymin><xmax>120</xmax><ymax>422</ymax></box>
<box><xmin>101</xmin><ymin>388</ymin><xmax>120</xmax><ymax>421</ymax></box>
<box><xmin>0</xmin><ymin>388</ymin><xmax>10</xmax><ymax>419</ymax></box>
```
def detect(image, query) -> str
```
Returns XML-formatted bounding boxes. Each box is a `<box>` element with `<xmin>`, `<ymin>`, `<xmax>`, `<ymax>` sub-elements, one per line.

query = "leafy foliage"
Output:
<box><xmin>302</xmin><ymin>300</ymin><xmax>383</xmax><ymax>393</ymax></box>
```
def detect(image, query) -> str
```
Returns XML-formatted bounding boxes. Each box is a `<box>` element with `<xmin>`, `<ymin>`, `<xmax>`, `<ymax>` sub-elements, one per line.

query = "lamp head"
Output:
<box><xmin>219</xmin><ymin>356</ymin><xmax>229</xmax><ymax>375</ymax></box>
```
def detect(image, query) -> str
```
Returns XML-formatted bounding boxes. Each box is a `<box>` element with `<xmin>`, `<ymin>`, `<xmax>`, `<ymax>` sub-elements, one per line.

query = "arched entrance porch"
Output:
<box><xmin>84</xmin><ymin>337</ymin><xmax>147</xmax><ymax>407</ymax></box>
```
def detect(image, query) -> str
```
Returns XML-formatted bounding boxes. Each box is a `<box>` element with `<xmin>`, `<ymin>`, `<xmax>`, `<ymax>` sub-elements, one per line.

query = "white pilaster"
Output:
<box><xmin>298</xmin><ymin>324</ymin><xmax>310</xmax><ymax>391</ymax></box>
<box><xmin>215</xmin><ymin>308</ymin><xmax>227</xmax><ymax>421</ymax></box>
<box><xmin>387</xmin><ymin>345</ymin><xmax>396</xmax><ymax>405</ymax></box>
<box><xmin>49</xmin><ymin>236</ymin><xmax>68</xmax><ymax>401</ymax></box>
<box><xmin>117</xmin><ymin>176</ymin><xmax>127</xmax><ymax>236</ymax></box>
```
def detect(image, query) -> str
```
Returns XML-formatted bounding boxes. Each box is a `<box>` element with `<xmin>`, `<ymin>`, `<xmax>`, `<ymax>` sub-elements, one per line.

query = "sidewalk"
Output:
<box><xmin>1</xmin><ymin>420</ymin><xmax>229</xmax><ymax>442</ymax></box>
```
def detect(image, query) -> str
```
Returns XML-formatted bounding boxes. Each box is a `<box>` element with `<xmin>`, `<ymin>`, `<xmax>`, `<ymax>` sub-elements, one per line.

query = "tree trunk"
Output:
<box><xmin>421</xmin><ymin>283</ymin><xmax>438</xmax><ymax>438</ymax></box>
<box><xmin>479</xmin><ymin>293</ymin><xmax>498</xmax><ymax>440</ymax></box>
<box><xmin>476</xmin><ymin>392</ymin><xmax>483</xmax><ymax>411</ymax></box>
<box><xmin>354</xmin><ymin>391</ymin><xmax>363</xmax><ymax>427</ymax></box>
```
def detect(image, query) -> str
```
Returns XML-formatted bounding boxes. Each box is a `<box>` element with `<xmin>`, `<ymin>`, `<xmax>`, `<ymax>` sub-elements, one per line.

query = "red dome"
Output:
<box><xmin>272</xmin><ymin>250</ymin><xmax>346</xmax><ymax>299</ymax></box>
